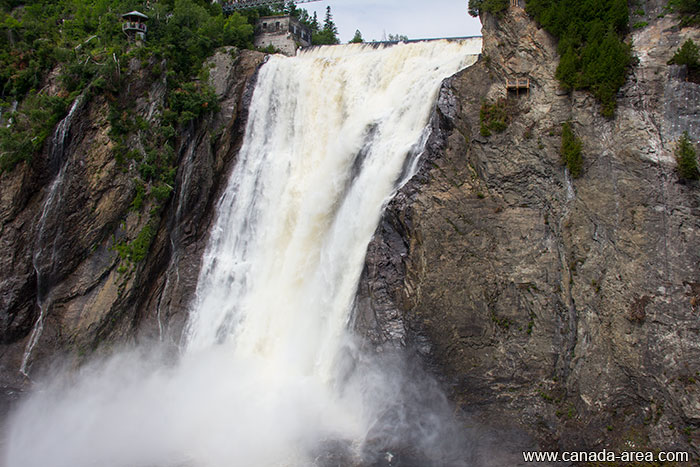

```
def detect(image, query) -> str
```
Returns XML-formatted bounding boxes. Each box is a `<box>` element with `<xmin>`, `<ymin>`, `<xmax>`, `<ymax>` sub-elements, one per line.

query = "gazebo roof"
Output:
<box><xmin>122</xmin><ymin>11</ymin><xmax>148</xmax><ymax>19</ymax></box>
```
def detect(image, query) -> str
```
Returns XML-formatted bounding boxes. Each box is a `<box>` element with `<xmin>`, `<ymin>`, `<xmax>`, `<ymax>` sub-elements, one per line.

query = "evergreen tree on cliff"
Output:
<box><xmin>310</xmin><ymin>11</ymin><xmax>319</xmax><ymax>32</ymax></box>
<box><xmin>676</xmin><ymin>132</ymin><xmax>699</xmax><ymax>180</ymax></box>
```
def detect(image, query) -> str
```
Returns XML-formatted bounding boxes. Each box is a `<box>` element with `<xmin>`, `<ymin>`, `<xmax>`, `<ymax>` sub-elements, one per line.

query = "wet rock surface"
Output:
<box><xmin>0</xmin><ymin>48</ymin><xmax>265</xmax><ymax>385</ymax></box>
<box><xmin>358</xmin><ymin>7</ymin><xmax>700</xmax><ymax>456</ymax></box>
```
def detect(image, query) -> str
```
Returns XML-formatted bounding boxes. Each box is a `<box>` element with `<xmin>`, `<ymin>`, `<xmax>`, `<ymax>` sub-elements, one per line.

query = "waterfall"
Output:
<box><xmin>19</xmin><ymin>94</ymin><xmax>84</xmax><ymax>377</ymax></box>
<box><xmin>6</xmin><ymin>40</ymin><xmax>481</xmax><ymax>467</ymax></box>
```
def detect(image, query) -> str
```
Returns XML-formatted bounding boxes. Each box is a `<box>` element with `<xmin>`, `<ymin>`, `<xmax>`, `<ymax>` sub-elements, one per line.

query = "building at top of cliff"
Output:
<box><xmin>254</xmin><ymin>15</ymin><xmax>311</xmax><ymax>56</ymax></box>
<box><xmin>122</xmin><ymin>11</ymin><xmax>148</xmax><ymax>42</ymax></box>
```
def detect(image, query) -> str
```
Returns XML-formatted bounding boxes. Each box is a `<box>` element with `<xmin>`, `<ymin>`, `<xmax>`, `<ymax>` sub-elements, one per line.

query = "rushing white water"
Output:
<box><xmin>6</xmin><ymin>40</ymin><xmax>480</xmax><ymax>467</ymax></box>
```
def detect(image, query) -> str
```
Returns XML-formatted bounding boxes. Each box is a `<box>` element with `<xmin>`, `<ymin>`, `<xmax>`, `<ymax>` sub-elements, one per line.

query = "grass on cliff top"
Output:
<box><xmin>468</xmin><ymin>0</ymin><xmax>510</xmax><ymax>17</ymax></box>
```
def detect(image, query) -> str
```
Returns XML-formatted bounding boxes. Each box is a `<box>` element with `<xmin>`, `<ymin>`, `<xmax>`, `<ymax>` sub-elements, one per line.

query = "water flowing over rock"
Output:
<box><xmin>5</xmin><ymin>41</ymin><xmax>488</xmax><ymax>467</ymax></box>
<box><xmin>2</xmin><ymin>5</ymin><xmax>700</xmax><ymax>464</ymax></box>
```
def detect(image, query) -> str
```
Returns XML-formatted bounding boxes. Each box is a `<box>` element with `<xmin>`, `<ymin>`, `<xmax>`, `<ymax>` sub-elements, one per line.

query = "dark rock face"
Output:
<box><xmin>358</xmin><ymin>9</ymin><xmax>700</xmax><ymax>455</ymax></box>
<box><xmin>0</xmin><ymin>48</ymin><xmax>265</xmax><ymax>384</ymax></box>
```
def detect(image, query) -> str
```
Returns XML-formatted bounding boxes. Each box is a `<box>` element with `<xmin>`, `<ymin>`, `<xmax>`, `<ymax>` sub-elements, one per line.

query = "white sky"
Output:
<box><xmin>300</xmin><ymin>0</ymin><xmax>483</xmax><ymax>43</ymax></box>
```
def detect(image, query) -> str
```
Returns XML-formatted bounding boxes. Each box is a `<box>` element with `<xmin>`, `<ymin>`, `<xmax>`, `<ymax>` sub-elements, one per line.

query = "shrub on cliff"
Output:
<box><xmin>468</xmin><ymin>0</ymin><xmax>510</xmax><ymax>17</ymax></box>
<box><xmin>479</xmin><ymin>99</ymin><xmax>511</xmax><ymax>137</ymax></box>
<box><xmin>0</xmin><ymin>93</ymin><xmax>69</xmax><ymax>172</ymax></box>
<box><xmin>668</xmin><ymin>39</ymin><xmax>700</xmax><ymax>82</ymax></box>
<box><xmin>669</xmin><ymin>0</ymin><xmax>700</xmax><ymax>26</ymax></box>
<box><xmin>669</xmin><ymin>39</ymin><xmax>699</xmax><ymax>67</ymax></box>
<box><xmin>676</xmin><ymin>132</ymin><xmax>699</xmax><ymax>180</ymax></box>
<box><xmin>561</xmin><ymin>122</ymin><xmax>583</xmax><ymax>178</ymax></box>
<box><xmin>525</xmin><ymin>0</ymin><xmax>632</xmax><ymax>118</ymax></box>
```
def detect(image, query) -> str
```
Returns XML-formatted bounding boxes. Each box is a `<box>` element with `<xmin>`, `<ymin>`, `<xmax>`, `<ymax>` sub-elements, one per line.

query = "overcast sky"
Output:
<box><xmin>301</xmin><ymin>0</ymin><xmax>483</xmax><ymax>43</ymax></box>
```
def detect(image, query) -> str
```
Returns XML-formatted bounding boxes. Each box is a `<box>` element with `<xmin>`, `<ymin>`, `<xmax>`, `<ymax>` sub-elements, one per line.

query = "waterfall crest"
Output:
<box><xmin>6</xmin><ymin>40</ymin><xmax>481</xmax><ymax>467</ymax></box>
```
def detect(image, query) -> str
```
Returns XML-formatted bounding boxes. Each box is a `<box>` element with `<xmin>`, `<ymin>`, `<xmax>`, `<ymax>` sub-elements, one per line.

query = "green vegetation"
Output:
<box><xmin>310</xmin><ymin>6</ymin><xmax>339</xmax><ymax>45</ymax></box>
<box><xmin>387</xmin><ymin>33</ymin><xmax>409</xmax><ymax>42</ymax></box>
<box><xmin>669</xmin><ymin>0</ymin><xmax>700</xmax><ymax>26</ymax></box>
<box><xmin>669</xmin><ymin>39</ymin><xmax>699</xmax><ymax>68</ymax></box>
<box><xmin>479</xmin><ymin>98</ymin><xmax>511</xmax><ymax>137</ymax></box>
<box><xmin>491</xmin><ymin>313</ymin><xmax>512</xmax><ymax>329</ymax></box>
<box><xmin>560</xmin><ymin>122</ymin><xmax>583</xmax><ymax>178</ymax></box>
<box><xmin>675</xmin><ymin>131</ymin><xmax>699</xmax><ymax>180</ymax></box>
<box><xmin>349</xmin><ymin>29</ymin><xmax>363</xmax><ymax>44</ymax></box>
<box><xmin>0</xmin><ymin>93</ymin><xmax>70</xmax><ymax>171</ymax></box>
<box><xmin>468</xmin><ymin>0</ymin><xmax>510</xmax><ymax>17</ymax></box>
<box><xmin>668</xmin><ymin>39</ymin><xmax>700</xmax><ymax>82</ymax></box>
<box><xmin>0</xmin><ymin>0</ymin><xmax>255</xmax><ymax>172</ymax></box>
<box><xmin>525</xmin><ymin>0</ymin><xmax>632</xmax><ymax>118</ymax></box>
<box><xmin>113</xmin><ymin>213</ymin><xmax>159</xmax><ymax>263</ymax></box>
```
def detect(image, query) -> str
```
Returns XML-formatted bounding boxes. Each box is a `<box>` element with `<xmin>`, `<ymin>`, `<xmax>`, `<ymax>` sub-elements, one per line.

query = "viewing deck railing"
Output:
<box><xmin>223</xmin><ymin>0</ymin><xmax>321</xmax><ymax>13</ymax></box>
<box><xmin>123</xmin><ymin>22</ymin><xmax>147</xmax><ymax>33</ymax></box>
<box><xmin>506</xmin><ymin>78</ymin><xmax>530</xmax><ymax>89</ymax></box>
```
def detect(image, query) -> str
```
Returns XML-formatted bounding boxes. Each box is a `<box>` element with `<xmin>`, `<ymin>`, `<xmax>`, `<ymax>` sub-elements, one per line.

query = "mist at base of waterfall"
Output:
<box><xmin>6</xmin><ymin>341</ymin><xmax>481</xmax><ymax>467</ymax></box>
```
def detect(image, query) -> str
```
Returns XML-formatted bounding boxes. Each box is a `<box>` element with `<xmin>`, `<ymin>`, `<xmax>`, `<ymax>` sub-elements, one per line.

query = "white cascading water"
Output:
<box><xmin>6</xmin><ymin>39</ymin><xmax>480</xmax><ymax>467</ymax></box>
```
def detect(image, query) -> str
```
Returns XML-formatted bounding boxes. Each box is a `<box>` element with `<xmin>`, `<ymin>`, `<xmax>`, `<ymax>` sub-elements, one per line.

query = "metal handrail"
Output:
<box><xmin>506</xmin><ymin>78</ymin><xmax>529</xmax><ymax>88</ymax></box>
<box><xmin>122</xmin><ymin>22</ymin><xmax>147</xmax><ymax>32</ymax></box>
<box><xmin>223</xmin><ymin>0</ymin><xmax>321</xmax><ymax>13</ymax></box>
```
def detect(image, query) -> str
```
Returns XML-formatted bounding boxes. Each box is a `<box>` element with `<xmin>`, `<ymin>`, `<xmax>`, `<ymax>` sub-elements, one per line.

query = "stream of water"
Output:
<box><xmin>6</xmin><ymin>39</ymin><xmax>481</xmax><ymax>467</ymax></box>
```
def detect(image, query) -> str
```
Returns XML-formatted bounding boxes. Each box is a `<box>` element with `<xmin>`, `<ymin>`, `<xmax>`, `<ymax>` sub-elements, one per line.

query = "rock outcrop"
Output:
<box><xmin>359</xmin><ymin>6</ymin><xmax>700</xmax><ymax>455</ymax></box>
<box><xmin>0</xmin><ymin>48</ymin><xmax>265</xmax><ymax>386</ymax></box>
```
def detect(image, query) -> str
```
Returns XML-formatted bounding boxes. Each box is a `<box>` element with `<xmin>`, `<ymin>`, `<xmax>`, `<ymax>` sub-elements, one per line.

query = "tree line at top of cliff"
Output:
<box><xmin>0</xmin><ymin>0</ymin><xmax>356</xmax><ymax>173</ymax></box>
<box><xmin>468</xmin><ymin>0</ymin><xmax>699</xmax><ymax>118</ymax></box>
<box><xmin>0</xmin><ymin>0</ymin><xmax>257</xmax><ymax>172</ymax></box>
<box><xmin>469</xmin><ymin>0</ymin><xmax>630</xmax><ymax>118</ymax></box>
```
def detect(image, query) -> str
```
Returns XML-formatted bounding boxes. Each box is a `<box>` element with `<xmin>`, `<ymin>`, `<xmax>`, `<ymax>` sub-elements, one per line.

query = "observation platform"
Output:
<box><xmin>506</xmin><ymin>78</ymin><xmax>530</xmax><ymax>96</ymax></box>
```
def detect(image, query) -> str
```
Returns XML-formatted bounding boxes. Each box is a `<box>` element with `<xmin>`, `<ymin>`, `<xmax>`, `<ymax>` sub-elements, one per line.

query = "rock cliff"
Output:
<box><xmin>0</xmin><ymin>48</ymin><xmax>265</xmax><ymax>387</ymax></box>
<box><xmin>2</xmin><ymin>1</ymin><xmax>700</xmax><ymax>459</ymax></box>
<box><xmin>358</xmin><ymin>5</ymin><xmax>700</xmax><ymax>455</ymax></box>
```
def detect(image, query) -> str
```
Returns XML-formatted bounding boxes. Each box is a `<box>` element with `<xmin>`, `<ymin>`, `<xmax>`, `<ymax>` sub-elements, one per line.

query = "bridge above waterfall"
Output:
<box><xmin>222</xmin><ymin>0</ymin><xmax>322</xmax><ymax>13</ymax></box>
<box><xmin>303</xmin><ymin>36</ymin><xmax>482</xmax><ymax>52</ymax></box>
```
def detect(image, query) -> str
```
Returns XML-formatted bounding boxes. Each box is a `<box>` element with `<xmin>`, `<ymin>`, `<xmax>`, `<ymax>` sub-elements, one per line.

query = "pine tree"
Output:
<box><xmin>668</xmin><ymin>39</ymin><xmax>699</xmax><ymax>70</ymax></box>
<box><xmin>676</xmin><ymin>131</ymin><xmax>699</xmax><ymax>180</ymax></box>
<box><xmin>323</xmin><ymin>6</ymin><xmax>338</xmax><ymax>37</ymax></box>
<box><xmin>349</xmin><ymin>29</ymin><xmax>363</xmax><ymax>44</ymax></box>
<box><xmin>561</xmin><ymin>122</ymin><xmax>583</xmax><ymax>178</ymax></box>
<box><xmin>312</xmin><ymin>6</ymin><xmax>339</xmax><ymax>45</ymax></box>
<box><xmin>309</xmin><ymin>11</ymin><xmax>319</xmax><ymax>33</ymax></box>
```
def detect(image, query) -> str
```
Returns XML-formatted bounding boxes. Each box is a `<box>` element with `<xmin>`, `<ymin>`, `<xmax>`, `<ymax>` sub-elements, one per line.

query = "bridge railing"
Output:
<box><xmin>222</xmin><ymin>0</ymin><xmax>321</xmax><ymax>13</ymax></box>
